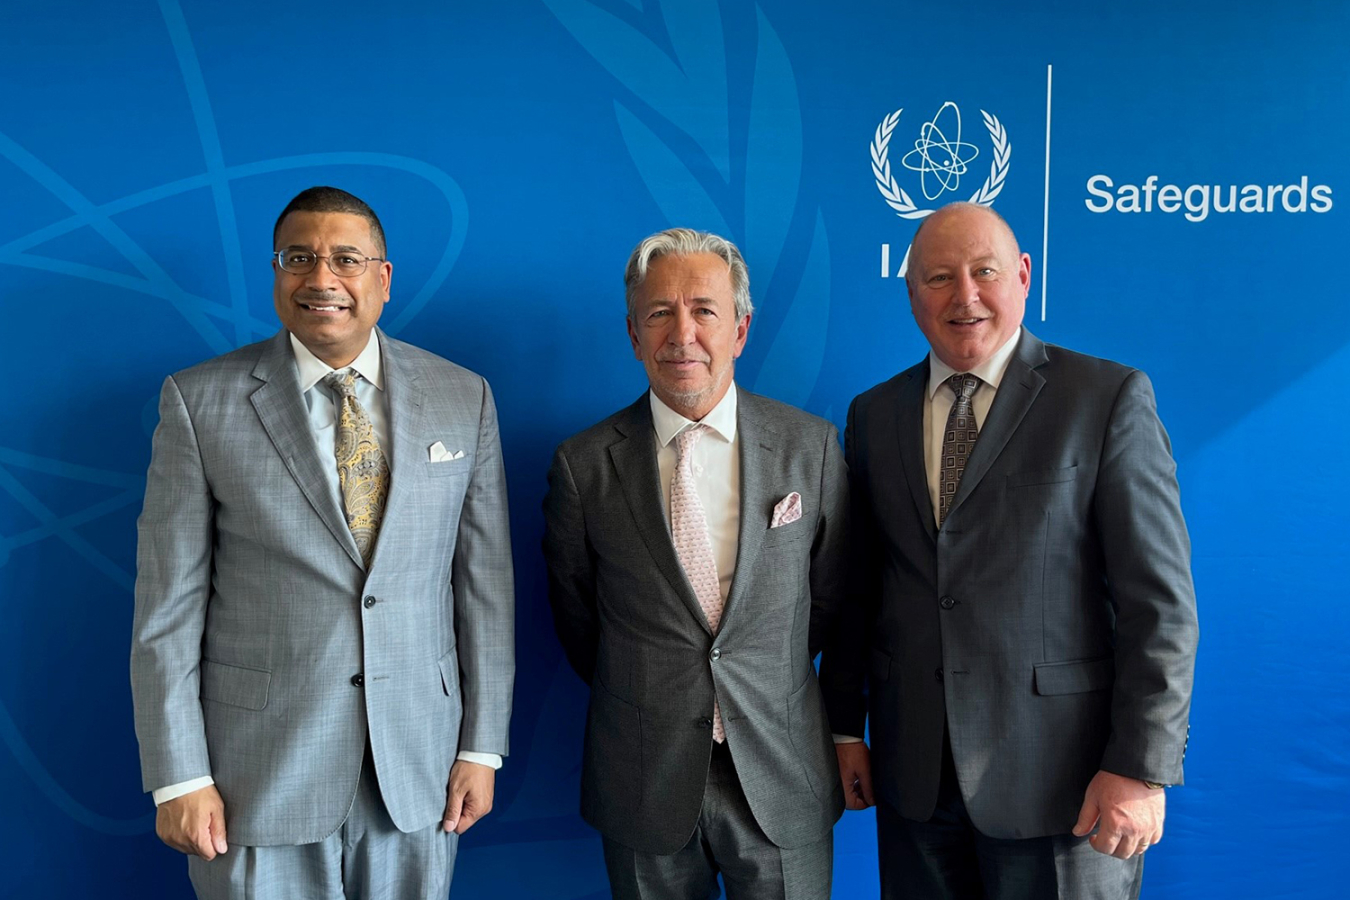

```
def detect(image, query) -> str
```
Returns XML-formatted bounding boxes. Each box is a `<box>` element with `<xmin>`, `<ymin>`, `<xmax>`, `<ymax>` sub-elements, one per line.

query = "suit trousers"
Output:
<box><xmin>877</xmin><ymin>734</ymin><xmax>1141</xmax><ymax>900</ymax></box>
<box><xmin>602</xmin><ymin>741</ymin><xmax>832</xmax><ymax>900</ymax></box>
<box><xmin>188</xmin><ymin>750</ymin><xmax>458</xmax><ymax>900</ymax></box>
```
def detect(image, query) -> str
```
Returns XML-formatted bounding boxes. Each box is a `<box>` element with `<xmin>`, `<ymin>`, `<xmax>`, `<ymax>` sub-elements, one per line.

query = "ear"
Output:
<box><xmin>1017</xmin><ymin>252</ymin><xmax>1031</xmax><ymax>299</ymax></box>
<box><xmin>378</xmin><ymin>260</ymin><xmax>393</xmax><ymax>304</ymax></box>
<box><xmin>627</xmin><ymin>316</ymin><xmax>642</xmax><ymax>360</ymax></box>
<box><xmin>731</xmin><ymin>313</ymin><xmax>751</xmax><ymax>359</ymax></box>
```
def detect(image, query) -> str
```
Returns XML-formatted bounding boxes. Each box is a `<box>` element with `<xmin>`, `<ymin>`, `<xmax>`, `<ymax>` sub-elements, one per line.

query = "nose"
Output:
<box><xmin>953</xmin><ymin>271</ymin><xmax>980</xmax><ymax>305</ymax></box>
<box><xmin>667</xmin><ymin>306</ymin><xmax>697</xmax><ymax>344</ymax></box>
<box><xmin>304</xmin><ymin>258</ymin><xmax>342</xmax><ymax>292</ymax></box>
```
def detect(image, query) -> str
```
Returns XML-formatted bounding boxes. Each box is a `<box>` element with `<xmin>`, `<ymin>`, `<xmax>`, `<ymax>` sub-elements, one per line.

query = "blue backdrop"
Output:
<box><xmin>2</xmin><ymin>1</ymin><xmax>1347</xmax><ymax>897</ymax></box>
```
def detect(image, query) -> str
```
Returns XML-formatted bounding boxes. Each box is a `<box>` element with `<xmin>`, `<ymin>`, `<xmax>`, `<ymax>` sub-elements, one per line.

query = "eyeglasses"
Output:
<box><xmin>275</xmin><ymin>249</ymin><xmax>386</xmax><ymax>277</ymax></box>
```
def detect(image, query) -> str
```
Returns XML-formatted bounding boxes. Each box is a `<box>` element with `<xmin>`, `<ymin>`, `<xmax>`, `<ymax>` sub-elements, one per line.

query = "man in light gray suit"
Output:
<box><xmin>544</xmin><ymin>229</ymin><xmax>848</xmax><ymax>899</ymax></box>
<box><xmin>130</xmin><ymin>187</ymin><xmax>514</xmax><ymax>898</ymax></box>
<box><xmin>824</xmin><ymin>203</ymin><xmax>1198</xmax><ymax>899</ymax></box>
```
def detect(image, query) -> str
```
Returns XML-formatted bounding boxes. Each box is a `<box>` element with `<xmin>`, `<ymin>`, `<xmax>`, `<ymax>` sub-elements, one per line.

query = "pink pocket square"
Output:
<box><xmin>770</xmin><ymin>492</ymin><xmax>802</xmax><ymax>528</ymax></box>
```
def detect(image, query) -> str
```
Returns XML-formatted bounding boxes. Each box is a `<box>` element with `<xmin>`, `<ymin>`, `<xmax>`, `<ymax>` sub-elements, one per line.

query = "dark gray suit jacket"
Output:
<box><xmin>544</xmin><ymin>388</ymin><xmax>848</xmax><ymax>854</ymax></box>
<box><xmin>130</xmin><ymin>329</ymin><xmax>515</xmax><ymax>845</ymax></box>
<box><xmin>822</xmin><ymin>330</ymin><xmax>1198</xmax><ymax>839</ymax></box>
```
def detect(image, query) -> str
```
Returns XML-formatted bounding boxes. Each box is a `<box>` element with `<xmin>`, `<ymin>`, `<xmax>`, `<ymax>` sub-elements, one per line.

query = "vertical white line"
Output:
<box><xmin>1041</xmin><ymin>64</ymin><xmax>1052</xmax><ymax>321</ymax></box>
<box><xmin>881</xmin><ymin>243</ymin><xmax>890</xmax><ymax>278</ymax></box>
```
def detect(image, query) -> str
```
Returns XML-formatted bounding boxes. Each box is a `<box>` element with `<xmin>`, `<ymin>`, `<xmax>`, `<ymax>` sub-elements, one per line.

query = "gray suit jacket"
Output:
<box><xmin>130</xmin><ymin>329</ymin><xmax>514</xmax><ymax>846</ymax></box>
<box><xmin>543</xmin><ymin>388</ymin><xmax>848</xmax><ymax>855</ymax></box>
<box><xmin>822</xmin><ymin>330</ymin><xmax>1198</xmax><ymax>839</ymax></box>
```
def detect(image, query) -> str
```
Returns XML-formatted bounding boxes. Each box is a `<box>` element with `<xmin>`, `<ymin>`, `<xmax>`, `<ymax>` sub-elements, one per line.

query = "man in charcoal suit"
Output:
<box><xmin>825</xmin><ymin>202</ymin><xmax>1199</xmax><ymax>899</ymax></box>
<box><xmin>544</xmin><ymin>228</ymin><xmax>848</xmax><ymax>899</ymax></box>
<box><xmin>131</xmin><ymin>186</ymin><xmax>514</xmax><ymax>898</ymax></box>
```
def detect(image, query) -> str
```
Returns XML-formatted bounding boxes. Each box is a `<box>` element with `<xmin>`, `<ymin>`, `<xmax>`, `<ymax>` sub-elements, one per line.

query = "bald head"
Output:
<box><xmin>904</xmin><ymin>202</ymin><xmax>1032</xmax><ymax>371</ymax></box>
<box><xmin>906</xmin><ymin>202</ymin><xmax>1020</xmax><ymax>289</ymax></box>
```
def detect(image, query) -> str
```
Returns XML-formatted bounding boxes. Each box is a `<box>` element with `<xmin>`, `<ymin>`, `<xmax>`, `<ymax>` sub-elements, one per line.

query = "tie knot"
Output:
<box><xmin>674</xmin><ymin>424</ymin><xmax>707</xmax><ymax>462</ymax></box>
<box><xmin>947</xmin><ymin>373</ymin><xmax>981</xmax><ymax>403</ymax></box>
<box><xmin>323</xmin><ymin>369</ymin><xmax>359</xmax><ymax>399</ymax></box>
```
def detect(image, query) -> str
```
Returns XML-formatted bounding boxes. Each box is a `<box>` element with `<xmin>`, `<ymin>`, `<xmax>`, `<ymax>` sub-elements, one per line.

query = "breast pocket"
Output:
<box><xmin>425</xmin><ymin>459</ymin><xmax>473</xmax><ymax>479</ymax></box>
<box><xmin>1006</xmin><ymin>465</ymin><xmax>1079</xmax><ymax>489</ymax></box>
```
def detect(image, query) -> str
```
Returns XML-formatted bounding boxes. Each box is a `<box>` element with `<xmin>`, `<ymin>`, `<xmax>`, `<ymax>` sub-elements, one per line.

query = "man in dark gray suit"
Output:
<box><xmin>130</xmin><ymin>187</ymin><xmax>515</xmax><ymax>898</ymax></box>
<box><xmin>544</xmin><ymin>228</ymin><xmax>848</xmax><ymax>899</ymax></box>
<box><xmin>823</xmin><ymin>203</ymin><xmax>1198</xmax><ymax>899</ymax></box>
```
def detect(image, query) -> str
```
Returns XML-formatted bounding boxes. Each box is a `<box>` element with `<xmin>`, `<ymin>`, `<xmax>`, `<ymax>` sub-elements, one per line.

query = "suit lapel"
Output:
<box><xmin>373</xmin><ymin>330</ymin><xmax>425</xmax><ymax>566</ymax></box>
<box><xmin>249</xmin><ymin>331</ymin><xmax>364</xmax><ymax>569</ymax></box>
<box><xmin>894</xmin><ymin>363</ymin><xmax>938</xmax><ymax>541</ymax></box>
<box><xmin>719</xmin><ymin>392</ymin><xmax>771</xmax><ymax>634</ymax></box>
<box><xmin>609</xmin><ymin>396</ymin><xmax>714</xmax><ymax>634</ymax></box>
<box><xmin>947</xmin><ymin>330</ymin><xmax>1048</xmax><ymax>518</ymax></box>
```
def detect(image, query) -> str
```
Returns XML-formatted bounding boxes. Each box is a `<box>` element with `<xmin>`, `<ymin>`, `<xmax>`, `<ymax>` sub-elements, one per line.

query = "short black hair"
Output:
<box><xmin>273</xmin><ymin>186</ymin><xmax>386</xmax><ymax>256</ymax></box>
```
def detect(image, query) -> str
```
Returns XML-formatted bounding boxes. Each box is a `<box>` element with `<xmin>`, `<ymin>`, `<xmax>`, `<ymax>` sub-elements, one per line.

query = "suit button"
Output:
<box><xmin>351</xmin><ymin>674</ymin><xmax>364</xmax><ymax>687</ymax></box>
<box><xmin>934</xmin><ymin>667</ymin><xmax>944</xmax><ymax>682</ymax></box>
<box><xmin>698</xmin><ymin>717</ymin><xmax>713</xmax><ymax>729</ymax></box>
<box><xmin>939</xmin><ymin>596</ymin><xmax>957</xmax><ymax>610</ymax></box>
<box><xmin>709</xmin><ymin>648</ymin><xmax>722</xmax><ymax>661</ymax></box>
<box><xmin>363</xmin><ymin>595</ymin><xmax>377</xmax><ymax>609</ymax></box>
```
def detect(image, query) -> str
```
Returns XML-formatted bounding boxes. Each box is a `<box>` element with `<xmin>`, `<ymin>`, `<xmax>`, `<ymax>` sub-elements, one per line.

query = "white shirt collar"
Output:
<box><xmin>650</xmin><ymin>382</ymin><xmax>739</xmax><ymax>447</ymax></box>
<box><xmin>926</xmin><ymin>327</ymin><xmax>1023</xmax><ymax>399</ymax></box>
<box><xmin>290</xmin><ymin>331</ymin><xmax>384</xmax><ymax>393</ymax></box>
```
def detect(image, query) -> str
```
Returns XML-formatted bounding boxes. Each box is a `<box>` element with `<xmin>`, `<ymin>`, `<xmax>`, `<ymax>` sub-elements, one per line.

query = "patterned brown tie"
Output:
<box><xmin>938</xmin><ymin>373</ymin><xmax>981</xmax><ymax>527</ymax></box>
<box><xmin>323</xmin><ymin>370</ymin><xmax>389</xmax><ymax>567</ymax></box>
<box><xmin>670</xmin><ymin>424</ymin><xmax>725</xmax><ymax>743</ymax></box>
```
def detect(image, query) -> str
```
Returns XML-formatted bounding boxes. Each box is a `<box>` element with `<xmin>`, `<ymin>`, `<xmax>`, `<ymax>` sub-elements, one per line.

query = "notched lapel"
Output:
<box><xmin>374</xmin><ymin>334</ymin><xmax>426</xmax><ymax>562</ymax></box>
<box><xmin>249</xmin><ymin>334</ymin><xmax>364</xmax><ymax>569</ymax></box>
<box><xmin>721</xmin><ymin>409</ymin><xmax>772</xmax><ymax>632</ymax></box>
<box><xmin>894</xmin><ymin>367</ymin><xmax>937</xmax><ymax>542</ymax></box>
<box><xmin>608</xmin><ymin>405</ymin><xmax>713</xmax><ymax>634</ymax></box>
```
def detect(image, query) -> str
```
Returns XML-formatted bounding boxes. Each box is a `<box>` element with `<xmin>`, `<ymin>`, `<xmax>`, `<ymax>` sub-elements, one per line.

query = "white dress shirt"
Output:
<box><xmin>650</xmin><ymin>384</ymin><xmax>740</xmax><ymax>609</ymax></box>
<box><xmin>153</xmin><ymin>333</ymin><xmax>499</xmax><ymax>807</ymax></box>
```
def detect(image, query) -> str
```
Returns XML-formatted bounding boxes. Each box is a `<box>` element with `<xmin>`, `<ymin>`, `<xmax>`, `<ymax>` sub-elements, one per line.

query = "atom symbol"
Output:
<box><xmin>901</xmin><ymin>101</ymin><xmax>981</xmax><ymax>202</ymax></box>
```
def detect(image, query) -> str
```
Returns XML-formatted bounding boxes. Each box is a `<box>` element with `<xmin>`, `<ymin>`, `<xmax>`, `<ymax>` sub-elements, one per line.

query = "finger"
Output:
<box><xmin>454</xmin><ymin>808</ymin><xmax>478</xmax><ymax>835</ymax></box>
<box><xmin>1071</xmin><ymin>796</ymin><xmax>1099</xmax><ymax>838</ymax></box>
<box><xmin>858</xmin><ymin>768</ymin><xmax>875</xmax><ymax>807</ymax></box>
<box><xmin>443</xmin><ymin>787</ymin><xmax>464</xmax><ymax>833</ymax></box>
<box><xmin>192</xmin><ymin>822</ymin><xmax>218</xmax><ymax>861</ymax></box>
<box><xmin>210</xmin><ymin>807</ymin><xmax>229</xmax><ymax>855</ymax></box>
<box><xmin>1089</xmin><ymin>830</ymin><xmax>1122</xmax><ymax>858</ymax></box>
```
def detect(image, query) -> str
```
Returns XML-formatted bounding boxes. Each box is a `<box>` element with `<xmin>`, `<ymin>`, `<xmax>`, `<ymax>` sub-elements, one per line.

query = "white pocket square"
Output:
<box><xmin>770</xmin><ymin>491</ymin><xmax>803</xmax><ymax>528</ymax></box>
<box><xmin>429</xmin><ymin>441</ymin><xmax>466</xmax><ymax>463</ymax></box>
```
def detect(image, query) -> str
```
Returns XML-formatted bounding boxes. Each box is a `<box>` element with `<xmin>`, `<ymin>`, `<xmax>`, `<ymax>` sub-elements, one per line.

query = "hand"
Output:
<box><xmin>156</xmin><ymin>785</ymin><xmax>228</xmax><ymax>860</ymax></box>
<box><xmin>836</xmin><ymin>741</ymin><xmax>875</xmax><ymax>810</ymax></box>
<box><xmin>443</xmin><ymin>761</ymin><xmax>496</xmax><ymax>834</ymax></box>
<box><xmin>1072</xmin><ymin>770</ymin><xmax>1165</xmax><ymax>859</ymax></box>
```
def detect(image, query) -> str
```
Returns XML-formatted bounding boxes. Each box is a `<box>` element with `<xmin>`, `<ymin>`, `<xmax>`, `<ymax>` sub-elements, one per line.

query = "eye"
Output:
<box><xmin>334</xmin><ymin>254</ymin><xmax>362</xmax><ymax>266</ymax></box>
<box><xmin>286</xmin><ymin>251</ymin><xmax>315</xmax><ymax>266</ymax></box>
<box><xmin>975</xmin><ymin>267</ymin><xmax>996</xmax><ymax>277</ymax></box>
<box><xmin>928</xmin><ymin>273</ymin><xmax>950</xmax><ymax>284</ymax></box>
<box><xmin>695</xmin><ymin>306</ymin><xmax>716</xmax><ymax>317</ymax></box>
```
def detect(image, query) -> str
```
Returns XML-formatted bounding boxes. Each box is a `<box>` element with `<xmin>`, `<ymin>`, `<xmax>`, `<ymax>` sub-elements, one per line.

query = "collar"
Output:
<box><xmin>649</xmin><ymin>382</ymin><xmax>739</xmax><ymax>447</ymax></box>
<box><xmin>290</xmin><ymin>331</ymin><xmax>384</xmax><ymax>393</ymax></box>
<box><xmin>926</xmin><ymin>326</ymin><xmax>1022</xmax><ymax>399</ymax></box>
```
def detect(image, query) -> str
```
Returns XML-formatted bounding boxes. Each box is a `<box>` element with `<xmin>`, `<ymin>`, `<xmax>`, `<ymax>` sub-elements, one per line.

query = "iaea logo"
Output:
<box><xmin>870</xmin><ymin>102</ymin><xmax>1011</xmax><ymax>276</ymax></box>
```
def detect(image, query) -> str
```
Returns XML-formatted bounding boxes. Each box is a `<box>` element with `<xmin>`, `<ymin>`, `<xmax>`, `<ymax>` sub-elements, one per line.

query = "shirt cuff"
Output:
<box><xmin>152</xmin><ymin>775</ymin><xmax>215</xmax><ymax>806</ymax></box>
<box><xmin>456</xmin><ymin>751</ymin><xmax>503</xmax><ymax>770</ymax></box>
<box><xmin>832</xmin><ymin>734</ymin><xmax>863</xmax><ymax>744</ymax></box>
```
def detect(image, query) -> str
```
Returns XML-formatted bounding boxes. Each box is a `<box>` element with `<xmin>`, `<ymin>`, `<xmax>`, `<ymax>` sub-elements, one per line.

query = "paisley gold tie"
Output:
<box><xmin>323</xmin><ymin>370</ymin><xmax>388</xmax><ymax>567</ymax></box>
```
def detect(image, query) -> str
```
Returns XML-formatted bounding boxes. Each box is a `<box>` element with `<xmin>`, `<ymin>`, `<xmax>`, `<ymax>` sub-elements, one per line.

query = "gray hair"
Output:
<box><xmin>623</xmin><ymin>228</ymin><xmax>753</xmax><ymax>320</ymax></box>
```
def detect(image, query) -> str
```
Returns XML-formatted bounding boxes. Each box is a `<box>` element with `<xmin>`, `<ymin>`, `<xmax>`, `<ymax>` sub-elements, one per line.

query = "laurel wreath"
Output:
<box><xmin>870</xmin><ymin>107</ymin><xmax>1011</xmax><ymax>218</ymax></box>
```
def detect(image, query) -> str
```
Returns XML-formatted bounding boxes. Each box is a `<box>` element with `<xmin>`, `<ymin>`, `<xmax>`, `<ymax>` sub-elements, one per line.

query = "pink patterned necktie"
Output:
<box><xmin>670</xmin><ymin>424</ymin><xmax>725</xmax><ymax>743</ymax></box>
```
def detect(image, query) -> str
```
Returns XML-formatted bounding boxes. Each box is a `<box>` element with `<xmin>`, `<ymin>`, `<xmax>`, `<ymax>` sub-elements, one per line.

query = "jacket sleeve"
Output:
<box><xmin>129</xmin><ymin>375</ymin><xmax>216</xmax><ymax>793</ymax></box>
<box><xmin>451</xmin><ymin>378</ymin><xmax>517</xmax><ymax>756</ymax></box>
<box><xmin>542</xmin><ymin>445</ymin><xmax>600</xmax><ymax>685</ymax></box>
<box><xmin>1094</xmin><ymin>370</ymin><xmax>1199</xmax><ymax>786</ymax></box>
